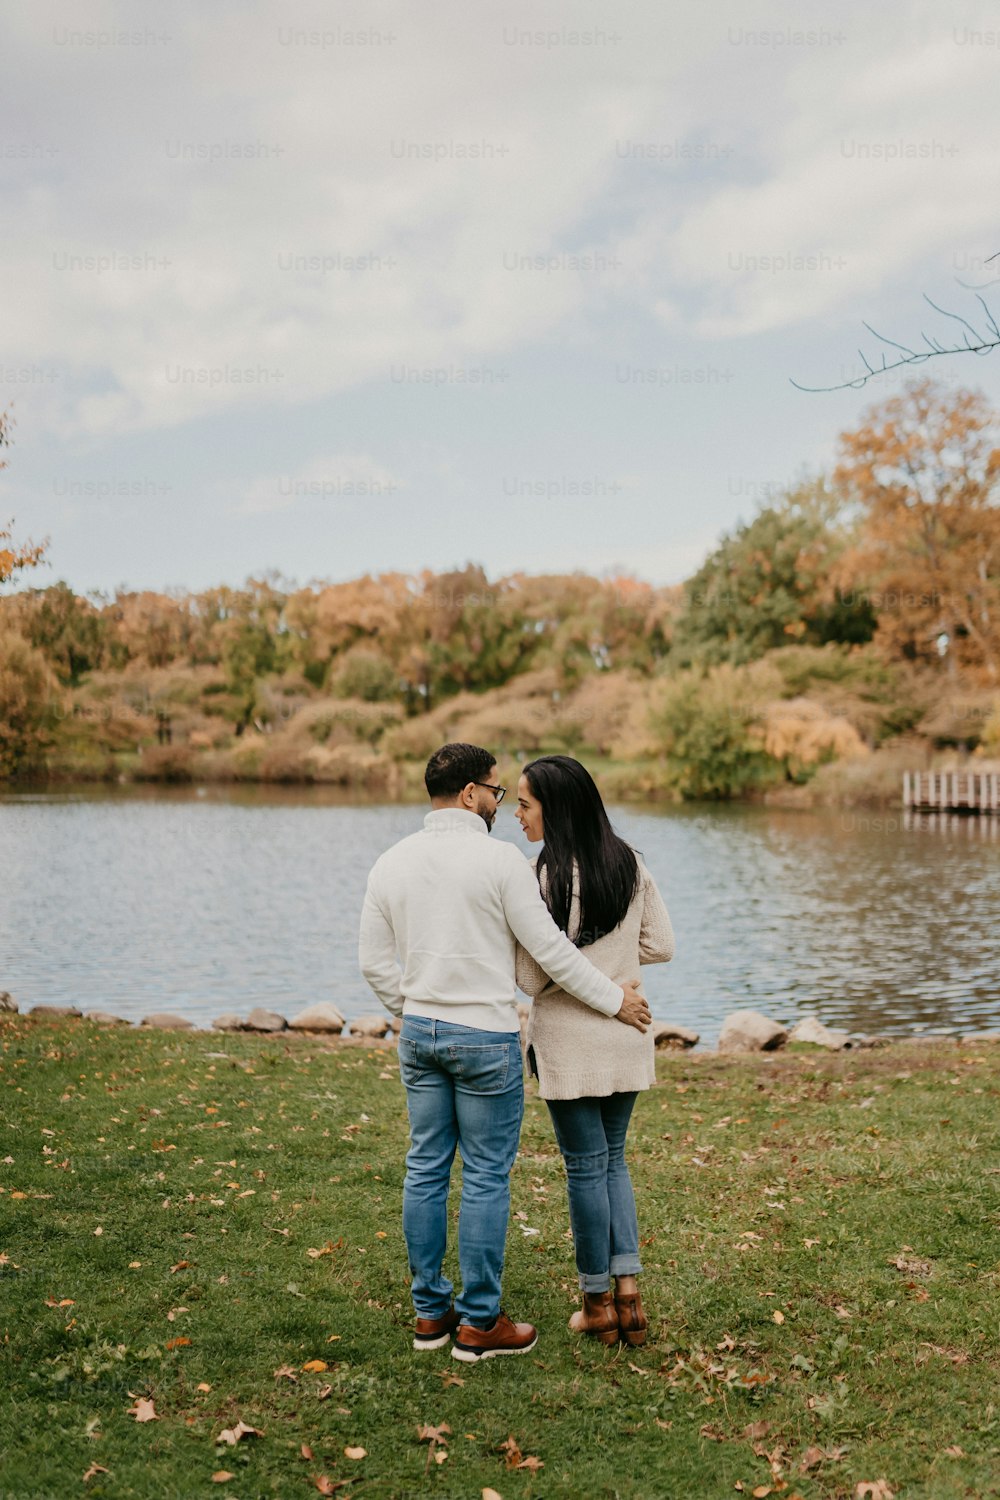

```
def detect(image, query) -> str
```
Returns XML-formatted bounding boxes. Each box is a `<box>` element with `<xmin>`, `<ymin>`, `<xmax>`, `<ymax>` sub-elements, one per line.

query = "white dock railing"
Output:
<box><xmin>903</xmin><ymin>770</ymin><xmax>1000</xmax><ymax>813</ymax></box>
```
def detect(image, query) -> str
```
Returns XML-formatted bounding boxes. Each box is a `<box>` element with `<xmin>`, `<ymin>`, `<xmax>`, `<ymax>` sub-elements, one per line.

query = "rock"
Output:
<box><xmin>717</xmin><ymin>1009</ymin><xmax>788</xmax><ymax>1054</ymax></box>
<box><xmin>212</xmin><ymin>1014</ymin><xmax>245</xmax><ymax>1032</ymax></box>
<box><xmin>241</xmin><ymin>1008</ymin><xmax>288</xmax><ymax>1033</ymax></box>
<box><xmin>349</xmin><ymin>1014</ymin><xmax>391</xmax><ymax>1039</ymax></box>
<box><xmin>29</xmin><ymin>1004</ymin><xmax>84</xmax><ymax>1019</ymax></box>
<box><xmin>140</xmin><ymin>1013</ymin><xmax>195</xmax><ymax>1029</ymax></box>
<box><xmin>288</xmin><ymin>1003</ymin><xmax>346</xmax><ymax>1033</ymax></box>
<box><xmin>788</xmin><ymin>1016</ymin><xmax>851</xmax><ymax>1051</ymax></box>
<box><xmin>0</xmin><ymin>991</ymin><xmax>18</xmax><ymax>1012</ymax></box>
<box><xmin>653</xmin><ymin>1024</ymin><xmax>700</xmax><ymax>1050</ymax></box>
<box><xmin>86</xmin><ymin>1011</ymin><xmax>131</xmax><ymax>1026</ymax></box>
<box><xmin>961</xmin><ymin>1031</ymin><xmax>1000</xmax><ymax>1044</ymax></box>
<box><xmin>842</xmin><ymin>1033</ymin><xmax>881</xmax><ymax>1049</ymax></box>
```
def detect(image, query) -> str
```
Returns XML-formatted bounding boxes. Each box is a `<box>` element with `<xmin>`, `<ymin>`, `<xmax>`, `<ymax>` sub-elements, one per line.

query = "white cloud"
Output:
<box><xmin>647</xmin><ymin>31</ymin><xmax>1000</xmax><ymax>338</ymax></box>
<box><xmin>11</xmin><ymin>2</ymin><xmax>994</xmax><ymax>433</ymax></box>
<box><xmin>6</xmin><ymin>0</ymin><xmax>700</xmax><ymax>435</ymax></box>
<box><xmin>10</xmin><ymin>0</ymin><xmax>1000</xmax><ymax>597</ymax></box>
<box><xmin>231</xmin><ymin>452</ymin><xmax>401</xmax><ymax>515</ymax></box>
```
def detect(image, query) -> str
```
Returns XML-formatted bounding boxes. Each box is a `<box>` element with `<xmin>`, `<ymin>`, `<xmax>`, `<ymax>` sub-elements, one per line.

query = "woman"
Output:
<box><xmin>514</xmin><ymin>755</ymin><xmax>674</xmax><ymax>1347</ymax></box>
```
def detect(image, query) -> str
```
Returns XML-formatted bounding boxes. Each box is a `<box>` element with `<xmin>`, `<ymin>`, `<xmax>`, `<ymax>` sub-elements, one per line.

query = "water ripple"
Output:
<box><xmin>1</xmin><ymin>790</ymin><xmax>998</xmax><ymax>1042</ymax></box>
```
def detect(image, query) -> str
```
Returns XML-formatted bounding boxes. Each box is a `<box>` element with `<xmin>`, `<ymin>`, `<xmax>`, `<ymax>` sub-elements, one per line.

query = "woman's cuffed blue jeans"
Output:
<box><xmin>546</xmin><ymin>1091</ymin><xmax>643</xmax><ymax>1293</ymax></box>
<box><xmin>398</xmin><ymin>1016</ymin><xmax>524</xmax><ymax>1329</ymax></box>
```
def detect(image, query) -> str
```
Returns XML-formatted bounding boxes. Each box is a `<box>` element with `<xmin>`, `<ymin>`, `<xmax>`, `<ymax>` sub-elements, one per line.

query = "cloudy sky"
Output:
<box><xmin>4</xmin><ymin>0</ymin><xmax>1000</xmax><ymax>597</ymax></box>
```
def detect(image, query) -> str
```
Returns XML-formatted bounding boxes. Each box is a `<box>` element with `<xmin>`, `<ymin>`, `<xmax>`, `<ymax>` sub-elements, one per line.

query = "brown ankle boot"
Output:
<box><xmin>568</xmin><ymin>1291</ymin><xmax>619</xmax><ymax>1346</ymax></box>
<box><xmin>614</xmin><ymin>1289</ymin><xmax>648</xmax><ymax>1347</ymax></box>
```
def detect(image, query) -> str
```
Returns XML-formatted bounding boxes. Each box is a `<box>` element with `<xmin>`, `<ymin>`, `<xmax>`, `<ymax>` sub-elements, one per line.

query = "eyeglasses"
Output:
<box><xmin>473</xmin><ymin>781</ymin><xmax>507</xmax><ymax>803</ymax></box>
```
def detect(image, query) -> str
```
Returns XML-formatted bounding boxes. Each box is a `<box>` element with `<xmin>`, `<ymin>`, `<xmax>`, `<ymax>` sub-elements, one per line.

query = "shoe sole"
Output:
<box><xmin>451</xmin><ymin>1334</ymin><xmax>538</xmax><ymax>1363</ymax></box>
<box><xmin>569</xmin><ymin>1323</ymin><xmax>619</xmax><ymax>1346</ymax></box>
<box><xmin>412</xmin><ymin>1332</ymin><xmax>453</xmax><ymax>1351</ymax></box>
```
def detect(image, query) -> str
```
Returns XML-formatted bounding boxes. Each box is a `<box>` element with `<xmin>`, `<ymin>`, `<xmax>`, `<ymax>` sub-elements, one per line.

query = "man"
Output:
<box><xmin>359</xmin><ymin>742</ymin><xmax>651</xmax><ymax>1362</ymax></box>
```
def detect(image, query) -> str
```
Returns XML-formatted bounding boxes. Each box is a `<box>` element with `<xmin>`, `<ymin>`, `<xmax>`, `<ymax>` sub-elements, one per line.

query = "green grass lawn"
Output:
<box><xmin>2</xmin><ymin>1017</ymin><xmax>999</xmax><ymax>1500</ymax></box>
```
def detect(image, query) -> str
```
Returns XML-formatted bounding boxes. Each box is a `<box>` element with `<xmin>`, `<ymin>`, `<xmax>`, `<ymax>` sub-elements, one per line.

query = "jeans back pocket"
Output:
<box><xmin>398</xmin><ymin>1035</ymin><xmax>430</xmax><ymax>1084</ymax></box>
<box><xmin>447</xmin><ymin>1043</ymin><xmax>512</xmax><ymax>1095</ymax></box>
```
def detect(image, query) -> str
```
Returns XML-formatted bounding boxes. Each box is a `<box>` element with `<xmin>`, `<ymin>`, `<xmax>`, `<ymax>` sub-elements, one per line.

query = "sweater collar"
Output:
<box><xmin>423</xmin><ymin>807</ymin><xmax>490</xmax><ymax>836</ymax></box>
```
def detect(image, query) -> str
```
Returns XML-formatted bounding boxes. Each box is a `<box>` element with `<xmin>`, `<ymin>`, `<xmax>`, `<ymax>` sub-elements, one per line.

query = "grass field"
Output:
<box><xmin>2</xmin><ymin>1016</ymin><xmax>999</xmax><ymax>1499</ymax></box>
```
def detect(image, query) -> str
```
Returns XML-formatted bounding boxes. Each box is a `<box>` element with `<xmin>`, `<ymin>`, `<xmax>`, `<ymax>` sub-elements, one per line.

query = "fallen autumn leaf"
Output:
<box><xmin>216</xmin><ymin>1420</ymin><xmax>264</xmax><ymax>1445</ymax></box>
<box><xmin>127</xmin><ymin>1399</ymin><xmax>157</xmax><ymax>1423</ymax></box>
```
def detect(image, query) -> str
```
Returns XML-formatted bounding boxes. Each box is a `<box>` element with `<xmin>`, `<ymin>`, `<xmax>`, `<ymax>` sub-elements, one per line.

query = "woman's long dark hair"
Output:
<box><xmin>522</xmin><ymin>755</ymin><xmax>639</xmax><ymax>945</ymax></box>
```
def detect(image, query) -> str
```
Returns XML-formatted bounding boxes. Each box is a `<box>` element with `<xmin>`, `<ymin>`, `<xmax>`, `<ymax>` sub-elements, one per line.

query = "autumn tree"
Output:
<box><xmin>834</xmin><ymin>378</ymin><xmax>1000</xmax><ymax>679</ymax></box>
<box><xmin>417</xmin><ymin>565</ymin><xmax>542</xmax><ymax>701</ymax></box>
<box><xmin>0</xmin><ymin>521</ymin><xmax>47</xmax><ymax>589</ymax></box>
<box><xmin>104</xmin><ymin>590</ymin><xmax>192</xmax><ymax>668</ymax></box>
<box><xmin>0</xmin><ymin>629</ymin><xmax>62</xmax><ymax>778</ymax></box>
<box><xmin>0</xmin><ymin>409</ymin><xmax>60</xmax><ymax>776</ymax></box>
<box><xmin>285</xmin><ymin>572</ymin><xmax>411</xmax><ymax>688</ymax></box>
<box><xmin>2</xmin><ymin>582</ymin><xmax>107</xmax><ymax>685</ymax></box>
<box><xmin>217</xmin><ymin>578</ymin><xmax>288</xmax><ymax>734</ymax></box>
<box><xmin>596</xmin><ymin>576</ymin><xmax>676</xmax><ymax>673</ymax></box>
<box><xmin>671</xmin><ymin>480</ymin><xmax>875</xmax><ymax>667</ymax></box>
<box><xmin>179</xmin><ymin>585</ymin><xmax>235</xmax><ymax>666</ymax></box>
<box><xmin>1</xmin><ymin>409</ymin><xmax>49</xmax><ymax>587</ymax></box>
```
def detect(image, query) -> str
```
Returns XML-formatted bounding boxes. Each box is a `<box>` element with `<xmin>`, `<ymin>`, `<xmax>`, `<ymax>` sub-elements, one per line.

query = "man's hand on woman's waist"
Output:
<box><xmin>615</xmin><ymin>979</ymin><xmax>651</xmax><ymax>1032</ymax></box>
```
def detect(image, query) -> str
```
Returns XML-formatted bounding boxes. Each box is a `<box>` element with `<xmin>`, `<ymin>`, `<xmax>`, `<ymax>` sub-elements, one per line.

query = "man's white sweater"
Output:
<box><xmin>358</xmin><ymin>807</ymin><xmax>624</xmax><ymax>1032</ymax></box>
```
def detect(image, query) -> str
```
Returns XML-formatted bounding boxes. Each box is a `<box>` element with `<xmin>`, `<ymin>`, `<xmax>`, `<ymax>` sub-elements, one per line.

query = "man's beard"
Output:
<box><xmin>478</xmin><ymin>803</ymin><xmax>495</xmax><ymax>832</ymax></box>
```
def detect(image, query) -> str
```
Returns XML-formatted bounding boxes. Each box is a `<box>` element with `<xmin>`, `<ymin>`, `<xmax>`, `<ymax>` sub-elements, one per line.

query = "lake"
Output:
<box><xmin>2</xmin><ymin>784</ymin><xmax>999</xmax><ymax>1044</ymax></box>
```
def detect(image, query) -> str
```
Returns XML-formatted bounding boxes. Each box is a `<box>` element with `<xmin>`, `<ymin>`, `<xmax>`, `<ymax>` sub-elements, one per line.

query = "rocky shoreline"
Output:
<box><xmin>3</xmin><ymin>991</ymin><xmax>997</xmax><ymax>1053</ymax></box>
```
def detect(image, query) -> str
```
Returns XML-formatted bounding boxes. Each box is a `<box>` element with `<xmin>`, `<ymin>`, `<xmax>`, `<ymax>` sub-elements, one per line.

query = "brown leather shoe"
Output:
<box><xmin>614</xmin><ymin>1289</ymin><xmax>648</xmax><ymax>1347</ymax></box>
<box><xmin>451</xmin><ymin>1310</ymin><xmax>538</xmax><ymax>1362</ymax></box>
<box><xmin>413</xmin><ymin>1306</ymin><xmax>460</xmax><ymax>1351</ymax></box>
<box><xmin>568</xmin><ymin>1291</ymin><xmax>619</xmax><ymax>1346</ymax></box>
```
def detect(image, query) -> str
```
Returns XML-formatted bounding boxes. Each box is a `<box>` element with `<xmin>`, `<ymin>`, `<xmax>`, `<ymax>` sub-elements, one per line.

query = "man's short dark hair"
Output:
<box><xmin>424</xmin><ymin>742</ymin><xmax>496</xmax><ymax>799</ymax></box>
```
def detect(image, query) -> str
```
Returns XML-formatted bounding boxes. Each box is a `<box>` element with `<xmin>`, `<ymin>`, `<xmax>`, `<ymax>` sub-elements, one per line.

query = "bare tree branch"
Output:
<box><xmin>791</xmin><ymin>269</ymin><xmax>1000</xmax><ymax>393</ymax></box>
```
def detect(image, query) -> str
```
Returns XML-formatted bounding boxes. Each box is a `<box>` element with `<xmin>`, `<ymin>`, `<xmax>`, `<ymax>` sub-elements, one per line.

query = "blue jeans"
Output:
<box><xmin>398</xmin><ymin>1016</ymin><xmax>524</xmax><ymax>1328</ymax></box>
<box><xmin>546</xmin><ymin>1092</ymin><xmax>643</xmax><ymax>1293</ymax></box>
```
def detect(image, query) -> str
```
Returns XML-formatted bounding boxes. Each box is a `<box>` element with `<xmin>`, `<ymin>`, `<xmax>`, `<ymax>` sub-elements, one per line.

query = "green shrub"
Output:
<box><xmin>650</xmin><ymin>662</ymin><xmax>783</xmax><ymax>799</ymax></box>
<box><xmin>331</xmin><ymin>648</ymin><xmax>399</xmax><ymax>703</ymax></box>
<box><xmin>981</xmin><ymin>703</ymin><xmax>1000</xmax><ymax>755</ymax></box>
<box><xmin>765</xmin><ymin>642</ymin><xmax>886</xmax><ymax>694</ymax></box>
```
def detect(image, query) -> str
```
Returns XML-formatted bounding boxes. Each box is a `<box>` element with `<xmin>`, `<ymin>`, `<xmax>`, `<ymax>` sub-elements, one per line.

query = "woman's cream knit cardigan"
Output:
<box><xmin>515</xmin><ymin>855</ymin><xmax>675</xmax><ymax>1100</ymax></box>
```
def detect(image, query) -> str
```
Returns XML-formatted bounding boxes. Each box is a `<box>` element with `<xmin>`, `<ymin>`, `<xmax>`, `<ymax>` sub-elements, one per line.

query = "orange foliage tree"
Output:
<box><xmin>0</xmin><ymin>522</ymin><xmax>46</xmax><ymax>588</ymax></box>
<box><xmin>834</xmin><ymin>379</ymin><xmax>1000</xmax><ymax>680</ymax></box>
<box><xmin>103</xmin><ymin>590</ymin><xmax>193</xmax><ymax>668</ymax></box>
<box><xmin>0</xmin><ymin>408</ymin><xmax>49</xmax><ymax>587</ymax></box>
